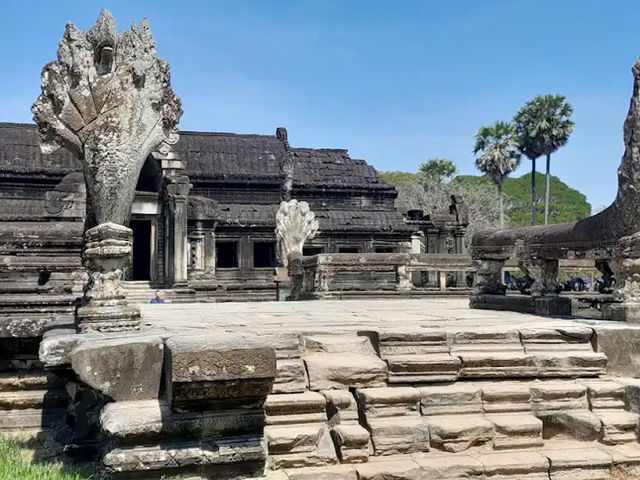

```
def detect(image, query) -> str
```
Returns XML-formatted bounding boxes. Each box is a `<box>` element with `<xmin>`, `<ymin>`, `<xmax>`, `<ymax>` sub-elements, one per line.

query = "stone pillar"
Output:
<box><xmin>471</xmin><ymin>257</ymin><xmax>507</xmax><ymax>295</ymax></box>
<box><xmin>76</xmin><ymin>223</ymin><xmax>140</xmax><ymax>332</ymax></box>
<box><xmin>603</xmin><ymin>233</ymin><xmax>640</xmax><ymax>321</ymax></box>
<box><xmin>166</xmin><ymin>176</ymin><xmax>190</xmax><ymax>287</ymax></box>
<box><xmin>520</xmin><ymin>258</ymin><xmax>571</xmax><ymax>316</ymax></box>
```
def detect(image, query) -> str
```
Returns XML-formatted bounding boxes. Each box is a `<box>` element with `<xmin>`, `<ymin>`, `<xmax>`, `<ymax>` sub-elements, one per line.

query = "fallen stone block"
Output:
<box><xmin>304</xmin><ymin>353</ymin><xmax>387</xmax><ymax>390</ymax></box>
<box><xmin>70</xmin><ymin>335</ymin><xmax>164</xmax><ymax>401</ymax></box>
<box><xmin>164</xmin><ymin>334</ymin><xmax>276</xmax><ymax>411</ymax></box>
<box><xmin>544</xmin><ymin>447</ymin><xmax>612</xmax><ymax>480</ymax></box>
<box><xmin>426</xmin><ymin>414</ymin><xmax>493</xmax><ymax>453</ymax></box>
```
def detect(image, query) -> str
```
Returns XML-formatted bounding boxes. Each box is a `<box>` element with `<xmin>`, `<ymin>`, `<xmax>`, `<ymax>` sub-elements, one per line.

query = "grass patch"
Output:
<box><xmin>0</xmin><ymin>435</ymin><xmax>92</xmax><ymax>480</ymax></box>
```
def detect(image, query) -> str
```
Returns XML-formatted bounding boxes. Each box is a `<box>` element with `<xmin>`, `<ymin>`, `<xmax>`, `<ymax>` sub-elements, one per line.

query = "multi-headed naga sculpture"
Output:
<box><xmin>32</xmin><ymin>10</ymin><xmax>182</xmax><ymax>331</ymax></box>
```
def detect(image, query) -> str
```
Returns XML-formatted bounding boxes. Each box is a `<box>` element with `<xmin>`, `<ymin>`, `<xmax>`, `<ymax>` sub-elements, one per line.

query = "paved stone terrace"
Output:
<box><xmin>139</xmin><ymin>298</ymin><xmax>599</xmax><ymax>334</ymax></box>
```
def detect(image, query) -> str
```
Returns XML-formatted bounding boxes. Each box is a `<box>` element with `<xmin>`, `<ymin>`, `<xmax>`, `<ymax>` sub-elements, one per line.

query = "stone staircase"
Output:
<box><xmin>259</xmin><ymin>327</ymin><xmax>640</xmax><ymax>479</ymax></box>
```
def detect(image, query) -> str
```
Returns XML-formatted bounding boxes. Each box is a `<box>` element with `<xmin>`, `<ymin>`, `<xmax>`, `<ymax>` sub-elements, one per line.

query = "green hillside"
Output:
<box><xmin>453</xmin><ymin>172</ymin><xmax>591</xmax><ymax>226</ymax></box>
<box><xmin>380</xmin><ymin>170</ymin><xmax>591</xmax><ymax>227</ymax></box>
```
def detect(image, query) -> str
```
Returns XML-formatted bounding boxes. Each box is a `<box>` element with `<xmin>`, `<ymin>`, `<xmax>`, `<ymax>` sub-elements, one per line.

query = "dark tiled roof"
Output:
<box><xmin>216</xmin><ymin>202</ymin><xmax>412</xmax><ymax>233</ymax></box>
<box><xmin>0</xmin><ymin>123</ymin><xmax>80</xmax><ymax>177</ymax></box>
<box><xmin>0</xmin><ymin>123</ymin><xmax>390</xmax><ymax>190</ymax></box>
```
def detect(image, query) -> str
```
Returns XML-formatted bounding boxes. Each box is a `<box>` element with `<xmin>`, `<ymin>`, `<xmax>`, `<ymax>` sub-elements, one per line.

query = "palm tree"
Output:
<box><xmin>473</xmin><ymin>121</ymin><xmax>521</xmax><ymax>229</ymax></box>
<box><xmin>418</xmin><ymin>158</ymin><xmax>457</xmax><ymax>184</ymax></box>
<box><xmin>513</xmin><ymin>95</ymin><xmax>574</xmax><ymax>225</ymax></box>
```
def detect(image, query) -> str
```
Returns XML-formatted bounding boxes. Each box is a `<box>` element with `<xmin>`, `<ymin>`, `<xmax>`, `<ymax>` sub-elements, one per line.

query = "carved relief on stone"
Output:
<box><xmin>472</xmin><ymin>258</ymin><xmax>506</xmax><ymax>295</ymax></box>
<box><xmin>275</xmin><ymin>200</ymin><xmax>319</xmax><ymax>268</ymax></box>
<box><xmin>31</xmin><ymin>10</ymin><xmax>182</xmax><ymax>331</ymax></box>
<box><xmin>32</xmin><ymin>9</ymin><xmax>182</xmax><ymax>228</ymax></box>
<box><xmin>519</xmin><ymin>258</ymin><xmax>559</xmax><ymax>297</ymax></box>
<box><xmin>610</xmin><ymin>232</ymin><xmax>640</xmax><ymax>302</ymax></box>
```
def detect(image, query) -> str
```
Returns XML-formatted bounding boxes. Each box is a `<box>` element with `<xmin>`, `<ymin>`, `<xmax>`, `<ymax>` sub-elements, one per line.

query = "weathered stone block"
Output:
<box><xmin>592</xmin><ymin>325</ymin><xmax>640</xmax><ymax>377</ymax></box>
<box><xmin>164</xmin><ymin>334</ymin><xmax>276</xmax><ymax>411</ymax></box>
<box><xmin>355</xmin><ymin>458</ymin><xmax>421</xmax><ymax>480</ymax></box>
<box><xmin>266</xmin><ymin>425</ymin><xmax>337</xmax><ymax>469</ymax></box>
<box><xmin>283</xmin><ymin>464</ymin><xmax>358</xmax><ymax>480</ymax></box>
<box><xmin>70</xmin><ymin>336</ymin><xmax>164</xmax><ymax>401</ymax></box>
<box><xmin>304</xmin><ymin>353</ymin><xmax>387</xmax><ymax>390</ymax></box>
<box><xmin>415</xmin><ymin>454</ymin><xmax>484</xmax><ymax>478</ymax></box>
<box><xmin>479</xmin><ymin>451</ymin><xmax>550</xmax><ymax>479</ymax></box>
<box><xmin>487</xmin><ymin>413</ymin><xmax>543</xmax><ymax>450</ymax></box>
<box><xmin>366</xmin><ymin>416</ymin><xmax>430</xmax><ymax>455</ymax></box>
<box><xmin>426</xmin><ymin>414</ymin><xmax>494</xmax><ymax>453</ymax></box>
<box><xmin>544</xmin><ymin>447</ymin><xmax>612</xmax><ymax>480</ymax></box>
<box><xmin>419</xmin><ymin>384</ymin><xmax>482</xmax><ymax>416</ymax></box>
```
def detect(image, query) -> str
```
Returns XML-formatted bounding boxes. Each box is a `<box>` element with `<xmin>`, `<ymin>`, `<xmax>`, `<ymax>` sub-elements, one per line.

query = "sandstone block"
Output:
<box><xmin>70</xmin><ymin>336</ymin><xmax>164</xmax><ymax>401</ymax></box>
<box><xmin>534</xmin><ymin>351</ymin><xmax>607</xmax><ymax>377</ymax></box>
<box><xmin>283</xmin><ymin>465</ymin><xmax>357</xmax><ymax>480</ymax></box>
<box><xmin>273</xmin><ymin>359</ymin><xmax>307</xmax><ymax>394</ymax></box>
<box><xmin>385</xmin><ymin>354</ymin><xmax>460</xmax><ymax>384</ymax></box>
<box><xmin>458</xmin><ymin>351</ymin><xmax>537</xmax><ymax>378</ymax></box>
<box><xmin>303</xmin><ymin>335</ymin><xmax>377</xmax><ymax>355</ymax></box>
<box><xmin>480</xmin><ymin>381</ymin><xmax>533</xmax><ymax>413</ymax></box>
<box><xmin>355</xmin><ymin>458</ymin><xmax>421</xmax><ymax>480</ymax></box>
<box><xmin>366</xmin><ymin>416</ymin><xmax>430</xmax><ymax>455</ymax></box>
<box><xmin>322</xmin><ymin>390</ymin><xmax>360</xmax><ymax>426</ymax></box>
<box><xmin>544</xmin><ymin>447</ymin><xmax>612</xmax><ymax>480</ymax></box>
<box><xmin>479</xmin><ymin>451</ymin><xmax>550</xmax><ymax>479</ymax></box>
<box><xmin>580</xmin><ymin>379</ymin><xmax>626</xmax><ymax>410</ymax></box>
<box><xmin>592</xmin><ymin>325</ymin><xmax>640</xmax><ymax>377</ymax></box>
<box><xmin>540</xmin><ymin>410</ymin><xmax>602</xmax><ymax>441</ymax></box>
<box><xmin>419</xmin><ymin>384</ymin><xmax>482</xmax><ymax>416</ymax></box>
<box><xmin>266</xmin><ymin>391</ymin><xmax>328</xmax><ymax>426</ymax></box>
<box><xmin>414</xmin><ymin>453</ymin><xmax>484</xmax><ymax>478</ymax></box>
<box><xmin>165</xmin><ymin>334</ymin><xmax>276</xmax><ymax>410</ymax></box>
<box><xmin>266</xmin><ymin>425</ymin><xmax>337</xmax><ymax>469</ymax></box>
<box><xmin>426</xmin><ymin>414</ymin><xmax>493</xmax><ymax>452</ymax></box>
<box><xmin>331</xmin><ymin>424</ymin><xmax>371</xmax><ymax>463</ymax></box>
<box><xmin>530</xmin><ymin>382</ymin><xmax>589</xmax><ymax>414</ymax></box>
<box><xmin>304</xmin><ymin>353</ymin><xmax>387</xmax><ymax>391</ymax></box>
<box><xmin>595</xmin><ymin>409</ymin><xmax>639</xmax><ymax>445</ymax></box>
<box><xmin>487</xmin><ymin>413</ymin><xmax>543</xmax><ymax>449</ymax></box>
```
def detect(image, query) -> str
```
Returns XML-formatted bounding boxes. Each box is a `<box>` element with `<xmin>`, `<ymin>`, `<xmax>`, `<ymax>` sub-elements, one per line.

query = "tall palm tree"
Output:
<box><xmin>513</xmin><ymin>95</ymin><xmax>574</xmax><ymax>225</ymax></box>
<box><xmin>418</xmin><ymin>158</ymin><xmax>457</xmax><ymax>184</ymax></box>
<box><xmin>473</xmin><ymin>121</ymin><xmax>521</xmax><ymax>229</ymax></box>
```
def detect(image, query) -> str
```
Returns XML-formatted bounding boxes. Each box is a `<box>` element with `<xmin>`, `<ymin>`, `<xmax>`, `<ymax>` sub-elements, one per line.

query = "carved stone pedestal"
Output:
<box><xmin>76</xmin><ymin>223</ymin><xmax>141</xmax><ymax>333</ymax></box>
<box><xmin>602</xmin><ymin>233</ymin><xmax>640</xmax><ymax>322</ymax></box>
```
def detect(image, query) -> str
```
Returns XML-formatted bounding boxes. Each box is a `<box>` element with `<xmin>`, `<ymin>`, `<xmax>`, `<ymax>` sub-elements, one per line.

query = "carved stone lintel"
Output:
<box><xmin>519</xmin><ymin>258</ymin><xmax>559</xmax><ymax>298</ymax></box>
<box><xmin>472</xmin><ymin>258</ymin><xmax>506</xmax><ymax>295</ymax></box>
<box><xmin>76</xmin><ymin>223</ymin><xmax>140</xmax><ymax>333</ymax></box>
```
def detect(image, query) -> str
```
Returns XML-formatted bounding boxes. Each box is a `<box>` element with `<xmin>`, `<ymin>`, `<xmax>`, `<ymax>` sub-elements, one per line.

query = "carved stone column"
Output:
<box><xmin>31</xmin><ymin>10</ymin><xmax>182</xmax><ymax>332</ymax></box>
<box><xmin>603</xmin><ymin>233</ymin><xmax>640</xmax><ymax>321</ymax></box>
<box><xmin>519</xmin><ymin>258</ymin><xmax>571</xmax><ymax>316</ymax></box>
<box><xmin>166</xmin><ymin>175</ymin><xmax>191</xmax><ymax>287</ymax></box>
<box><xmin>472</xmin><ymin>258</ymin><xmax>507</xmax><ymax>295</ymax></box>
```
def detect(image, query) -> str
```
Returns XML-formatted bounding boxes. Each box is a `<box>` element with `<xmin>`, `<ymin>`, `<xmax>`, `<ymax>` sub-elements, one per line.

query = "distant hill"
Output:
<box><xmin>380</xmin><ymin>170</ymin><xmax>591</xmax><ymax>227</ymax></box>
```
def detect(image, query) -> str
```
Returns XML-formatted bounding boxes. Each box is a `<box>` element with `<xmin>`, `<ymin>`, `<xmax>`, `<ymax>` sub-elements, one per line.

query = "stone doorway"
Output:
<box><xmin>131</xmin><ymin>219</ymin><xmax>152</xmax><ymax>281</ymax></box>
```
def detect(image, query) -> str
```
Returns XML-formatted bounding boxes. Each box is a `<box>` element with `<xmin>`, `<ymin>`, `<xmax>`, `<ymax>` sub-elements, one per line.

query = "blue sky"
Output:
<box><xmin>2</xmin><ymin>1</ymin><xmax>639</xmax><ymax>210</ymax></box>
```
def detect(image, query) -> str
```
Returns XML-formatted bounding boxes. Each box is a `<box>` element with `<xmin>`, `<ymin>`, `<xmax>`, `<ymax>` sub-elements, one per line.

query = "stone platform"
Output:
<box><xmin>30</xmin><ymin>298</ymin><xmax>640</xmax><ymax>479</ymax></box>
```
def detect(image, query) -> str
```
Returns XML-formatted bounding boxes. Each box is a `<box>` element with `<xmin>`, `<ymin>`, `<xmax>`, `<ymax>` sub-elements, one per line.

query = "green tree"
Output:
<box><xmin>418</xmin><ymin>158</ymin><xmax>457</xmax><ymax>183</ymax></box>
<box><xmin>513</xmin><ymin>94</ymin><xmax>574</xmax><ymax>225</ymax></box>
<box><xmin>473</xmin><ymin>121</ymin><xmax>521</xmax><ymax>228</ymax></box>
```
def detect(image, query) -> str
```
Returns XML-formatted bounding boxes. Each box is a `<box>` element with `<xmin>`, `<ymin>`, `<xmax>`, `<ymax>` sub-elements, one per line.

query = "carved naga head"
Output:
<box><xmin>32</xmin><ymin>9</ymin><xmax>183</xmax><ymax>227</ymax></box>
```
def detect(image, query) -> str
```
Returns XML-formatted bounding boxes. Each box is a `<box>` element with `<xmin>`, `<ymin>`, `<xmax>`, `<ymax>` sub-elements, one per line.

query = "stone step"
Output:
<box><xmin>0</xmin><ymin>407</ymin><xmax>66</xmax><ymax>432</ymax></box>
<box><xmin>102</xmin><ymin>436</ymin><xmax>266</xmax><ymax>478</ymax></box>
<box><xmin>0</xmin><ymin>389</ymin><xmax>68</xmax><ymax>410</ymax></box>
<box><xmin>274</xmin><ymin>442</ymin><xmax>640</xmax><ymax>479</ymax></box>
<box><xmin>101</xmin><ymin>400</ymin><xmax>265</xmax><ymax>446</ymax></box>
<box><xmin>0</xmin><ymin>370</ymin><xmax>64</xmax><ymax>392</ymax></box>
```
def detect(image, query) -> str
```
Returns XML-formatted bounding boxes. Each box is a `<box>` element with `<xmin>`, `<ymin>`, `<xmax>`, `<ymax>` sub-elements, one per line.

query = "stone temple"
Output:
<box><xmin>7</xmin><ymin>8</ymin><xmax>640</xmax><ymax>480</ymax></box>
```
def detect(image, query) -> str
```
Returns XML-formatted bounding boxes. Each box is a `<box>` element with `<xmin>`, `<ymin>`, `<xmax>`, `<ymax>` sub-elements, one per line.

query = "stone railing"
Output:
<box><xmin>288</xmin><ymin>252</ymin><xmax>474</xmax><ymax>300</ymax></box>
<box><xmin>470</xmin><ymin>58</ymin><xmax>640</xmax><ymax>321</ymax></box>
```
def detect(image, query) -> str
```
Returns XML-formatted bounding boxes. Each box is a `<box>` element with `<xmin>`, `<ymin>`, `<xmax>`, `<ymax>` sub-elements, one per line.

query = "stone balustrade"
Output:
<box><xmin>288</xmin><ymin>253</ymin><xmax>474</xmax><ymax>300</ymax></box>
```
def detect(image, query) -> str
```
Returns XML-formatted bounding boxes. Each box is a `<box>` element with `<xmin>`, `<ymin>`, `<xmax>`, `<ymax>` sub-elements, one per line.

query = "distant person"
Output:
<box><xmin>150</xmin><ymin>291</ymin><xmax>165</xmax><ymax>304</ymax></box>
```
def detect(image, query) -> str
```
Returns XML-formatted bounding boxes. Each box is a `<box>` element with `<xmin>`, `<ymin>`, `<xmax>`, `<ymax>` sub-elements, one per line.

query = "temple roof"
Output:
<box><xmin>0</xmin><ymin>123</ymin><xmax>392</xmax><ymax>191</ymax></box>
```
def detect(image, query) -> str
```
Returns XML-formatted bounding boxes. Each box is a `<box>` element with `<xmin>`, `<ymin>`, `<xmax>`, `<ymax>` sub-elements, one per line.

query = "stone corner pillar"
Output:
<box><xmin>602</xmin><ymin>233</ymin><xmax>640</xmax><ymax>322</ymax></box>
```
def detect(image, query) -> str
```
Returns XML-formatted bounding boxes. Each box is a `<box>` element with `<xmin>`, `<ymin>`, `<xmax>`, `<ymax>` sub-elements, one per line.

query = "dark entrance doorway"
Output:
<box><xmin>131</xmin><ymin>219</ymin><xmax>151</xmax><ymax>281</ymax></box>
